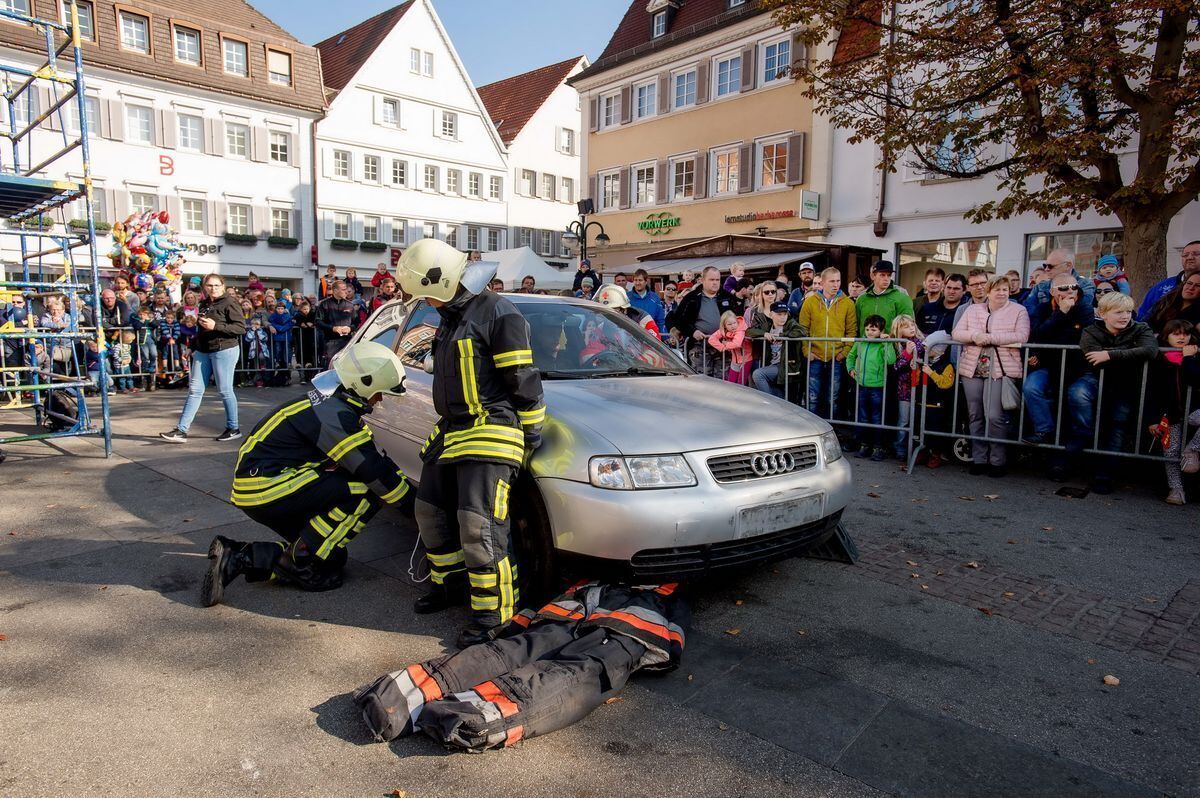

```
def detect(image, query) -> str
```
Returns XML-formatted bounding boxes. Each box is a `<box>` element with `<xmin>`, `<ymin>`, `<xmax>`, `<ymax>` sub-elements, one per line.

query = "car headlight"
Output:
<box><xmin>818</xmin><ymin>429</ymin><xmax>842</xmax><ymax>464</ymax></box>
<box><xmin>588</xmin><ymin>455</ymin><xmax>697</xmax><ymax>489</ymax></box>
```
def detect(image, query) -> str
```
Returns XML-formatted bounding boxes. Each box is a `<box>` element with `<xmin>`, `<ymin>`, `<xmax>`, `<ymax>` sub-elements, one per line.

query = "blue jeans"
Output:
<box><xmin>752</xmin><ymin>364</ymin><xmax>782</xmax><ymax>397</ymax></box>
<box><xmin>272</xmin><ymin>338</ymin><xmax>291</xmax><ymax>370</ymax></box>
<box><xmin>856</xmin><ymin>386</ymin><xmax>883</xmax><ymax>448</ymax></box>
<box><xmin>1022</xmin><ymin>368</ymin><xmax>1062</xmax><ymax>437</ymax></box>
<box><xmin>894</xmin><ymin>399</ymin><xmax>911</xmax><ymax>456</ymax></box>
<box><xmin>177</xmin><ymin>346</ymin><xmax>240</xmax><ymax>433</ymax></box>
<box><xmin>806</xmin><ymin>358</ymin><xmax>842</xmax><ymax>420</ymax></box>
<box><xmin>1066</xmin><ymin>372</ymin><xmax>1134</xmax><ymax>477</ymax></box>
<box><xmin>114</xmin><ymin>365</ymin><xmax>132</xmax><ymax>391</ymax></box>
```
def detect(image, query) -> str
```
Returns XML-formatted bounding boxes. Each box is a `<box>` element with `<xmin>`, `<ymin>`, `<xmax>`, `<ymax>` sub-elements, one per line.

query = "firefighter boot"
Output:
<box><xmin>413</xmin><ymin>579</ymin><xmax>468</xmax><ymax>614</ymax></box>
<box><xmin>200</xmin><ymin>536</ymin><xmax>259</xmax><ymax>607</ymax></box>
<box><xmin>273</xmin><ymin>539</ymin><xmax>345</xmax><ymax>592</ymax></box>
<box><xmin>456</xmin><ymin>618</ymin><xmax>499</xmax><ymax>649</ymax></box>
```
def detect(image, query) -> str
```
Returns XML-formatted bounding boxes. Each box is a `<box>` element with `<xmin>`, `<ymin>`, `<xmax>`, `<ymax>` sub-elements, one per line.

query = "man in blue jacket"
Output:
<box><xmin>1023</xmin><ymin>249</ymin><xmax>1094</xmax><ymax>318</ymax></box>
<box><xmin>1138</xmin><ymin>240</ymin><xmax>1200</xmax><ymax>319</ymax></box>
<box><xmin>626</xmin><ymin>268</ymin><xmax>666</xmax><ymax>338</ymax></box>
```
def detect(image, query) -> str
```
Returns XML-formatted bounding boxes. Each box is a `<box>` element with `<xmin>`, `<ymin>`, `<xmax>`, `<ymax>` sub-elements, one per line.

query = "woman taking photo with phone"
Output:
<box><xmin>160</xmin><ymin>274</ymin><xmax>245</xmax><ymax>443</ymax></box>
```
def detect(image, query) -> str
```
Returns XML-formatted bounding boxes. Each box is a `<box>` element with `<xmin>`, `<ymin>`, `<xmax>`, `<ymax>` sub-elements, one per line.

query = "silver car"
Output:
<box><xmin>347</xmin><ymin>293</ymin><xmax>852</xmax><ymax>590</ymax></box>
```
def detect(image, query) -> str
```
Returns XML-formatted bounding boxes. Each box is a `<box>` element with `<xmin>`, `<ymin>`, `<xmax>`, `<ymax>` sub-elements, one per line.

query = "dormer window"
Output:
<box><xmin>646</xmin><ymin>0</ymin><xmax>678</xmax><ymax>37</ymax></box>
<box><xmin>652</xmin><ymin>11</ymin><xmax>666</xmax><ymax>37</ymax></box>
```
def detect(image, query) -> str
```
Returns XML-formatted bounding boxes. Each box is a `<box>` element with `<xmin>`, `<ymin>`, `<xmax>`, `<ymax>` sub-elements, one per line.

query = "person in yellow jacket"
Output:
<box><xmin>797</xmin><ymin>267</ymin><xmax>857</xmax><ymax>419</ymax></box>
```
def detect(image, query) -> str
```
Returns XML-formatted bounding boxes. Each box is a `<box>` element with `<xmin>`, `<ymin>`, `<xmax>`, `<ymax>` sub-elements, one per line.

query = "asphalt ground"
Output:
<box><xmin>1</xmin><ymin>386</ymin><xmax>1197</xmax><ymax>797</ymax></box>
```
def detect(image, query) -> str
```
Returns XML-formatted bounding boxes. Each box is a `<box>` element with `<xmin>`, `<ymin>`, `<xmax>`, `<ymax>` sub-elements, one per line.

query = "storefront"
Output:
<box><xmin>897</xmin><ymin>237</ymin><xmax>998</xmax><ymax>295</ymax></box>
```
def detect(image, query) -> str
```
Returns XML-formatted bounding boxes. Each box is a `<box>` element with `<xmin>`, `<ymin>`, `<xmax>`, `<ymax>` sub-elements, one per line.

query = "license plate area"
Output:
<box><xmin>736</xmin><ymin>493</ymin><xmax>824</xmax><ymax>539</ymax></box>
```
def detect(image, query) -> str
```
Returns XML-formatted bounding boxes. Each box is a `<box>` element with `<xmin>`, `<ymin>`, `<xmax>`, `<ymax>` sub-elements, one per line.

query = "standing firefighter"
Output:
<box><xmin>395</xmin><ymin>239</ymin><xmax>546</xmax><ymax>648</ymax></box>
<box><xmin>200</xmin><ymin>341</ymin><xmax>412</xmax><ymax>606</ymax></box>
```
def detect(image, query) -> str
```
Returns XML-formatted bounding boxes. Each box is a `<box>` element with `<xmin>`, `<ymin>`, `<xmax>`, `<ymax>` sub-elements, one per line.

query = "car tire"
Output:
<box><xmin>510</xmin><ymin>478</ymin><xmax>562</xmax><ymax>608</ymax></box>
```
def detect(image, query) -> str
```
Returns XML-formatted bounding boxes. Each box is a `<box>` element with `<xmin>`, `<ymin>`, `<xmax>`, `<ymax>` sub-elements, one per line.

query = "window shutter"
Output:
<box><xmin>657</xmin><ymin>72</ymin><xmax>670</xmax><ymax>116</ymax></box>
<box><xmin>351</xmin><ymin>217</ymin><xmax>363</xmax><ymax>241</ymax></box>
<box><xmin>166</xmin><ymin>196</ymin><xmax>182</xmax><ymax>228</ymax></box>
<box><xmin>546</xmin><ymin>173</ymin><xmax>556</xmax><ymax>201</ymax></box>
<box><xmin>588</xmin><ymin>97</ymin><xmax>599</xmax><ymax>133</ymax></box>
<box><xmin>103</xmin><ymin>189</ymin><xmax>116</xmax><ymax>224</ymax></box>
<box><xmin>791</xmin><ymin>34</ymin><xmax>807</xmax><ymax>78</ymax></box>
<box><xmin>37</xmin><ymin>86</ymin><xmax>53</xmax><ymax>129</ymax></box>
<box><xmin>209</xmin><ymin>200</ymin><xmax>226</xmax><ymax>235</ymax></box>
<box><xmin>323</xmin><ymin>212</ymin><xmax>334</xmax><ymax>240</ymax></box>
<box><xmin>693</xmin><ymin>150</ymin><xmax>708</xmax><ymax>200</ymax></box>
<box><xmin>153</xmin><ymin>110</ymin><xmax>165</xmax><ymax>147</ymax></box>
<box><xmin>98</xmin><ymin>100</ymin><xmax>111</xmax><ymax>138</ymax></box>
<box><xmin>554</xmin><ymin>126</ymin><xmax>564</xmax><ymax>153</ymax></box>
<box><xmin>514</xmin><ymin>167</ymin><xmax>523</xmax><ymax>196</ymax></box>
<box><xmin>251</xmin><ymin>127</ymin><xmax>268</xmax><ymax>163</ymax></box>
<box><xmin>288</xmin><ymin>133</ymin><xmax>298</xmax><ymax>166</ymax></box>
<box><xmin>618</xmin><ymin>172</ymin><xmax>630</xmax><ymax>210</ymax></box>
<box><xmin>208</xmin><ymin>119</ymin><xmax>225</xmax><ymax>156</ymax></box>
<box><xmin>786</xmin><ymin>132</ymin><xmax>806</xmax><ymax>185</ymax></box>
<box><xmin>161</xmin><ymin>110</ymin><xmax>177</xmax><ymax>149</ymax></box>
<box><xmin>695</xmin><ymin>62</ymin><xmax>710</xmax><ymax>105</ymax></box>
<box><xmin>738</xmin><ymin>144</ymin><xmax>754</xmax><ymax>193</ymax></box>
<box><xmin>321</xmin><ymin>148</ymin><xmax>331</xmax><ymax>178</ymax></box>
<box><xmin>105</xmin><ymin>100</ymin><xmax>124</xmax><ymax>141</ymax></box>
<box><xmin>113</xmin><ymin>190</ymin><xmax>130</xmax><ymax>219</ymax></box>
<box><xmin>531</xmin><ymin>171</ymin><xmax>541</xmax><ymax>199</ymax></box>
<box><xmin>619</xmin><ymin>85</ymin><xmax>631</xmax><ymax>124</ymax></box>
<box><xmin>373</xmin><ymin>95</ymin><xmax>383</xmax><ymax>125</ymax></box>
<box><xmin>655</xmin><ymin>160</ymin><xmax>668</xmax><ymax>204</ymax></box>
<box><xmin>254</xmin><ymin>206</ymin><xmax>270</xmax><ymax>238</ymax></box>
<box><xmin>588</xmin><ymin>174</ymin><xmax>597</xmax><ymax>204</ymax></box>
<box><xmin>741</xmin><ymin>47</ymin><xmax>756</xmax><ymax>93</ymax></box>
<box><xmin>203</xmin><ymin>117</ymin><xmax>214</xmax><ymax>154</ymax></box>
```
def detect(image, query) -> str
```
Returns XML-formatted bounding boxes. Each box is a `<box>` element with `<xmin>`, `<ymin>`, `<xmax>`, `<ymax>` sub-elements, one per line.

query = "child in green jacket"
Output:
<box><xmin>846</xmin><ymin>315</ymin><xmax>897</xmax><ymax>460</ymax></box>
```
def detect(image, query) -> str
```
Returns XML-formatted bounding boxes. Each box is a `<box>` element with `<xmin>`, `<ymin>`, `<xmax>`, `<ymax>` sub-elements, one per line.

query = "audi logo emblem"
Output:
<box><xmin>751</xmin><ymin>450</ymin><xmax>796</xmax><ymax>477</ymax></box>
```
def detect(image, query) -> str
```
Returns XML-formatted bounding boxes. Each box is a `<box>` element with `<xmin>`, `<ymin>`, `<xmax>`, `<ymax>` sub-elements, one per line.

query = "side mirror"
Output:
<box><xmin>423</xmin><ymin>354</ymin><xmax>434</xmax><ymax>375</ymax></box>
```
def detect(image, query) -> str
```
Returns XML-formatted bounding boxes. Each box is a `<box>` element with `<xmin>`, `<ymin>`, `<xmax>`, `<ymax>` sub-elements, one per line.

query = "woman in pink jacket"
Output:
<box><xmin>709</xmin><ymin>311</ymin><xmax>753</xmax><ymax>385</ymax></box>
<box><xmin>953</xmin><ymin>275</ymin><xmax>1030</xmax><ymax>476</ymax></box>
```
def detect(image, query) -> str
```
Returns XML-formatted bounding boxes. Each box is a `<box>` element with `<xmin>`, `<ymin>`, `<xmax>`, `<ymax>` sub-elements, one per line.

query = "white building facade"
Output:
<box><xmin>313</xmin><ymin>0</ymin><xmax>509</xmax><ymax>276</ymax></box>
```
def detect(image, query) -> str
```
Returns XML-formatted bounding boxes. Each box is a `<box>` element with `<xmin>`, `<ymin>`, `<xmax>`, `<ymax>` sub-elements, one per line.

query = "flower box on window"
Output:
<box><xmin>330</xmin><ymin>238</ymin><xmax>360</xmax><ymax>250</ymax></box>
<box><xmin>359</xmin><ymin>241</ymin><xmax>388</xmax><ymax>252</ymax></box>
<box><xmin>267</xmin><ymin>236</ymin><xmax>300</xmax><ymax>248</ymax></box>
<box><xmin>224</xmin><ymin>233</ymin><xmax>259</xmax><ymax>245</ymax></box>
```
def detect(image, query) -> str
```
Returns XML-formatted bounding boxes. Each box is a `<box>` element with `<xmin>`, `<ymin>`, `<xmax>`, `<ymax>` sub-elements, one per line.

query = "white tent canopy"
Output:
<box><xmin>481</xmin><ymin>247</ymin><xmax>574</xmax><ymax>291</ymax></box>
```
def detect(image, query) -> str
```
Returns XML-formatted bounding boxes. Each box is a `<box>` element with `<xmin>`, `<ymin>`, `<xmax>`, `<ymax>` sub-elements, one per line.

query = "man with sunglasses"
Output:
<box><xmin>1022</xmin><ymin>273</ymin><xmax>1092</xmax><ymax>452</ymax></box>
<box><xmin>1023</xmin><ymin>249</ymin><xmax>1095</xmax><ymax>318</ymax></box>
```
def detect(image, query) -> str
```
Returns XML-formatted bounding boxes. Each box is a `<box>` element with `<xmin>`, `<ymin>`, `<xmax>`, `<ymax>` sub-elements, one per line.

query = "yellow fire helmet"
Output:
<box><xmin>593</xmin><ymin>283</ymin><xmax>630</xmax><ymax>309</ymax></box>
<box><xmin>395</xmin><ymin>238</ymin><xmax>496</xmax><ymax>302</ymax></box>
<box><xmin>333</xmin><ymin>340</ymin><xmax>407</xmax><ymax>401</ymax></box>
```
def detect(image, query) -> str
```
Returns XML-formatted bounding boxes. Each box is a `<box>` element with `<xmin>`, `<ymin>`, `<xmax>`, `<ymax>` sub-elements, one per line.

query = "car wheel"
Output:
<box><xmin>953</xmin><ymin>437</ymin><xmax>973</xmax><ymax>464</ymax></box>
<box><xmin>510</xmin><ymin>478</ymin><xmax>562</xmax><ymax>608</ymax></box>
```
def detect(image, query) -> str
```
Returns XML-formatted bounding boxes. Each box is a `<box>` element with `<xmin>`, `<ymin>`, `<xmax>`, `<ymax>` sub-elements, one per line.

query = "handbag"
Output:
<box><xmin>987</xmin><ymin>313</ymin><xmax>1021</xmax><ymax>411</ymax></box>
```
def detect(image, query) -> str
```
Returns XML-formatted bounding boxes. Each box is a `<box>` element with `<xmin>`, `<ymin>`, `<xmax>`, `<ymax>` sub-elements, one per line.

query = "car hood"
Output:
<box><xmin>544</xmin><ymin>375</ymin><xmax>829</xmax><ymax>455</ymax></box>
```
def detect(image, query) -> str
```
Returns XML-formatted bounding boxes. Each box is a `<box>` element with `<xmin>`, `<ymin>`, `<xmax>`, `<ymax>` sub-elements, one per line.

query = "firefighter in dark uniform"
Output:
<box><xmin>200</xmin><ymin>341</ymin><xmax>412</xmax><ymax>606</ymax></box>
<box><xmin>395</xmin><ymin>239</ymin><xmax>545</xmax><ymax>648</ymax></box>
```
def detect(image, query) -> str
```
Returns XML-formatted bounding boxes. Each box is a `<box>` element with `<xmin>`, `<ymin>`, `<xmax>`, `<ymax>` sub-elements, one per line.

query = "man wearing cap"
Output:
<box><xmin>854</xmin><ymin>261</ymin><xmax>914</xmax><ymax>336</ymax></box>
<box><xmin>572</xmin><ymin>258</ymin><xmax>601</xmax><ymax>293</ymax></box>
<box><xmin>747</xmin><ymin>300</ymin><xmax>807</xmax><ymax>398</ymax></box>
<box><xmin>786</xmin><ymin>263</ymin><xmax>818</xmax><ymax>316</ymax></box>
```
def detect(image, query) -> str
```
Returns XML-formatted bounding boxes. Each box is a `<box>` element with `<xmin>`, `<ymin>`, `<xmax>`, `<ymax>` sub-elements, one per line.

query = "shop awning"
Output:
<box><xmin>637</xmin><ymin>251</ymin><xmax>823</xmax><ymax>276</ymax></box>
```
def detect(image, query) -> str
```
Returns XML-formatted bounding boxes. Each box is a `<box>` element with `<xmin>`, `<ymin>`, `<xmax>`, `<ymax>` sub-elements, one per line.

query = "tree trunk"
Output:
<box><xmin>1116</xmin><ymin>210</ymin><xmax>1171</xmax><ymax>301</ymax></box>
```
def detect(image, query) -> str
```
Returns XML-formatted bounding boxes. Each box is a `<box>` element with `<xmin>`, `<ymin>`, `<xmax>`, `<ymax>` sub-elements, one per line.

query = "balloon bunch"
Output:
<box><xmin>108</xmin><ymin>210</ymin><xmax>187</xmax><ymax>291</ymax></box>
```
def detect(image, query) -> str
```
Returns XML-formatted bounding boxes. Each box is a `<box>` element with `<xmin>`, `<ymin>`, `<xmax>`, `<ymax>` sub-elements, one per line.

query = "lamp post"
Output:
<box><xmin>562</xmin><ymin>215</ymin><xmax>609</xmax><ymax>265</ymax></box>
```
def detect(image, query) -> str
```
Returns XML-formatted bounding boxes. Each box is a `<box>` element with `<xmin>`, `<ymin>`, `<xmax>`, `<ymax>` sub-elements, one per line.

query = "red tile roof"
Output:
<box><xmin>580</xmin><ymin>0</ymin><xmax>767</xmax><ymax>80</ymax></box>
<box><xmin>831</xmin><ymin>0</ymin><xmax>883</xmax><ymax>67</ymax></box>
<box><xmin>314</xmin><ymin>2</ymin><xmax>414</xmax><ymax>93</ymax></box>
<box><xmin>476</xmin><ymin>56</ymin><xmax>584</xmax><ymax>145</ymax></box>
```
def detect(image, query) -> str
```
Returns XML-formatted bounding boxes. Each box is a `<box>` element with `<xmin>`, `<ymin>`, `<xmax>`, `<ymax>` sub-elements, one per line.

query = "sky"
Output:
<box><xmin>252</xmin><ymin>0</ymin><xmax>629</xmax><ymax>86</ymax></box>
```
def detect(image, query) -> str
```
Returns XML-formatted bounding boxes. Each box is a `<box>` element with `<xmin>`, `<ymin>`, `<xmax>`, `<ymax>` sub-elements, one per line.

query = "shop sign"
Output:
<box><xmin>725</xmin><ymin>210</ymin><xmax>796</xmax><ymax>223</ymax></box>
<box><xmin>801</xmin><ymin>191</ymin><xmax>821</xmax><ymax>221</ymax></box>
<box><xmin>637</xmin><ymin>212</ymin><xmax>681</xmax><ymax>236</ymax></box>
<box><xmin>185</xmin><ymin>241</ymin><xmax>223</xmax><ymax>257</ymax></box>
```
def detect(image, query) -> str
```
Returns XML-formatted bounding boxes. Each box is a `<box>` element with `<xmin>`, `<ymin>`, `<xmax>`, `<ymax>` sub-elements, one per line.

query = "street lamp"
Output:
<box><xmin>563</xmin><ymin>215</ymin><xmax>608</xmax><ymax>265</ymax></box>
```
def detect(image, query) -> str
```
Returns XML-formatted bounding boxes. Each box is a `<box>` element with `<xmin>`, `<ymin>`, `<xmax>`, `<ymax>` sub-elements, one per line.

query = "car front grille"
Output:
<box><xmin>707</xmin><ymin>443</ymin><xmax>819</xmax><ymax>483</ymax></box>
<box><xmin>628</xmin><ymin>509</ymin><xmax>842</xmax><ymax>580</ymax></box>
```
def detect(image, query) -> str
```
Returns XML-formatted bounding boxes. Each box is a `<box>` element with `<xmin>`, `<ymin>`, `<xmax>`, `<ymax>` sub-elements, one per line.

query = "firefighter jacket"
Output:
<box><xmin>230</xmin><ymin>388</ymin><xmax>409</xmax><ymax>509</ymax></box>
<box><xmin>422</xmin><ymin>289</ymin><xmax>545</xmax><ymax>468</ymax></box>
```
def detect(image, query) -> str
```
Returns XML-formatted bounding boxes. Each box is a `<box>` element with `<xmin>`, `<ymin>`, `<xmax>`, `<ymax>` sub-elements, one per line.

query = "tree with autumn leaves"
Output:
<box><xmin>767</xmin><ymin>0</ymin><xmax>1200</xmax><ymax>296</ymax></box>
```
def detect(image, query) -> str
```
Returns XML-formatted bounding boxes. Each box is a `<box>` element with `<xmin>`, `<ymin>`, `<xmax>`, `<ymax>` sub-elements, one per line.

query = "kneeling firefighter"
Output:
<box><xmin>200</xmin><ymin>341</ymin><xmax>413</xmax><ymax>606</ymax></box>
<box><xmin>395</xmin><ymin>239</ymin><xmax>545</xmax><ymax>648</ymax></box>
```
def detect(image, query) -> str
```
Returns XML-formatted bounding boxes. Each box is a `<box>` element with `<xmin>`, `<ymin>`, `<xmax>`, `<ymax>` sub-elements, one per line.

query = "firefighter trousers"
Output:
<box><xmin>415</xmin><ymin>459</ymin><xmax>519</xmax><ymax>627</ymax></box>
<box><xmin>239</xmin><ymin>469</ymin><xmax>383</xmax><ymax>589</ymax></box>
<box><xmin>354</xmin><ymin>622</ymin><xmax>644</xmax><ymax>751</ymax></box>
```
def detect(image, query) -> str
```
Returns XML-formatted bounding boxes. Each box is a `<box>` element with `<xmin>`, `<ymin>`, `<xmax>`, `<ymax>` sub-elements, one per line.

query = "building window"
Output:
<box><xmin>673</xmin><ymin>69</ymin><xmax>697</xmax><ymax>109</ymax></box>
<box><xmin>392</xmin><ymin>159</ymin><xmax>407</xmax><ymax>186</ymax></box>
<box><xmin>487</xmin><ymin>229</ymin><xmax>500</xmax><ymax>251</ymax></box>
<box><xmin>762</xmin><ymin>38</ymin><xmax>792</xmax><ymax>84</ymax></box>
<box><xmin>635</xmin><ymin>80</ymin><xmax>657</xmax><ymax>119</ymax></box>
<box><xmin>178</xmin><ymin>198</ymin><xmax>204</xmax><ymax>232</ymax></box>
<box><xmin>332</xmin><ymin>212</ymin><xmax>351</xmax><ymax>239</ymax></box>
<box><xmin>130</xmin><ymin>192</ymin><xmax>157</xmax><ymax>214</ymax></box>
<box><xmin>441</xmin><ymin>111</ymin><xmax>457</xmax><ymax>139</ymax></box>
<box><xmin>729</xmin><ymin>0</ymin><xmax>746</xmax><ymax>6</ymax></box>
<box><xmin>119</xmin><ymin>11</ymin><xmax>149</xmax><ymax>53</ymax></box>
<box><xmin>447</xmin><ymin>169</ymin><xmax>460</xmax><ymax>194</ymax></box>
<box><xmin>424</xmin><ymin>165</ymin><xmax>438</xmax><ymax>191</ymax></box>
<box><xmin>466</xmin><ymin>227</ymin><xmax>479</xmax><ymax>251</ymax></box>
<box><xmin>489</xmin><ymin>176</ymin><xmax>503</xmax><ymax>200</ymax></box>
<box><xmin>600</xmin><ymin>92</ymin><xmax>619</xmax><ymax>128</ymax></box>
<box><xmin>521</xmin><ymin>169</ymin><xmax>536</xmax><ymax>196</ymax></box>
<box><xmin>2</xmin><ymin>0</ymin><xmax>30</xmax><ymax>13</ymax></box>
<box><xmin>267</xmin><ymin>50</ymin><xmax>292</xmax><ymax>87</ymax></box>
<box><xmin>560</xmin><ymin>128</ymin><xmax>575</xmax><ymax>155</ymax></box>
<box><xmin>672</xmin><ymin>158</ymin><xmax>695</xmax><ymax>200</ymax></box>
<box><xmin>422</xmin><ymin>222</ymin><xmax>437</xmax><ymax>240</ymax></box>
<box><xmin>228</xmin><ymin>203</ymin><xmax>251</xmax><ymax>235</ymax></box>
<box><xmin>363</xmin><ymin>154</ymin><xmax>380</xmax><ymax>183</ymax></box>
<box><xmin>423</xmin><ymin>51</ymin><xmax>433</xmax><ymax>76</ymax></box>
<box><xmin>713</xmin><ymin>147</ymin><xmax>739</xmax><ymax>195</ymax></box>
<box><xmin>468</xmin><ymin>172</ymin><xmax>481</xmax><ymax>197</ymax></box>
<box><xmin>223</xmin><ymin>38</ymin><xmax>249</xmax><ymax>77</ymax></box>
<box><xmin>539</xmin><ymin>230</ymin><xmax>552</xmax><ymax>255</ymax></box>
<box><xmin>69</xmin><ymin>96</ymin><xmax>101</xmax><ymax>137</ymax></box>
<box><xmin>269</xmin><ymin>130</ymin><xmax>289</xmax><ymax>163</ymax></box>
<box><xmin>63</xmin><ymin>1</ymin><xmax>94</xmax><ymax>40</ymax></box>
<box><xmin>174</xmin><ymin>26</ymin><xmax>201</xmax><ymax>65</ymax></box>
<box><xmin>600</xmin><ymin>171</ymin><xmax>620</xmax><ymax>211</ymax></box>
<box><xmin>333</xmin><ymin>150</ymin><xmax>350</xmax><ymax>179</ymax></box>
<box><xmin>178</xmin><ymin>114</ymin><xmax>202</xmax><ymax>151</ymax></box>
<box><xmin>126</xmin><ymin>105</ymin><xmax>153</xmax><ymax>145</ymax></box>
<box><xmin>382</xmin><ymin>98</ymin><xmax>400</xmax><ymax>126</ymax></box>
<box><xmin>542</xmin><ymin>173</ymin><xmax>556</xmax><ymax>201</ymax></box>
<box><xmin>759</xmin><ymin>139</ymin><xmax>789</xmax><ymax>188</ymax></box>
<box><xmin>410</xmin><ymin>48</ymin><xmax>421</xmax><ymax>73</ymax></box>
<box><xmin>271</xmin><ymin>208</ymin><xmax>291</xmax><ymax>237</ymax></box>
<box><xmin>519</xmin><ymin>228</ymin><xmax>532</xmax><ymax>248</ymax></box>
<box><xmin>8</xmin><ymin>91</ymin><xmax>32</xmax><ymax>128</ymax></box>
<box><xmin>562</xmin><ymin>177</ymin><xmax>574</xmax><ymax>203</ymax></box>
<box><xmin>652</xmin><ymin>10</ymin><xmax>667</xmax><ymax>37</ymax></box>
<box><xmin>715</xmin><ymin>54</ymin><xmax>742</xmax><ymax>97</ymax></box>
<box><xmin>391</xmin><ymin>218</ymin><xmax>407</xmax><ymax>245</ymax></box>
<box><xmin>363</xmin><ymin>215</ymin><xmax>380</xmax><ymax>242</ymax></box>
<box><xmin>897</xmin><ymin>238</ymin><xmax>997</xmax><ymax>295</ymax></box>
<box><xmin>226</xmin><ymin>122</ymin><xmax>248</xmax><ymax>158</ymax></box>
<box><xmin>633</xmin><ymin>164</ymin><xmax>655</xmax><ymax>206</ymax></box>
<box><xmin>1025</xmin><ymin>230</ymin><xmax>1121</xmax><ymax>280</ymax></box>
<box><xmin>446</xmin><ymin>227</ymin><xmax>458</xmax><ymax>248</ymax></box>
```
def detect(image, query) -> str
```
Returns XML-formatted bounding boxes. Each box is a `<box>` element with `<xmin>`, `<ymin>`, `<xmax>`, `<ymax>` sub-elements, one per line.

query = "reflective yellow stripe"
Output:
<box><xmin>498</xmin><ymin>557</ymin><xmax>515</xmax><ymax>622</ymax></box>
<box><xmin>316</xmin><ymin>498</ymin><xmax>370</xmax><ymax>559</ymax></box>
<box><xmin>380</xmin><ymin>479</ymin><xmax>409</xmax><ymax>504</ymax></box>
<box><xmin>471</xmin><ymin>595</ymin><xmax>500</xmax><ymax>610</ymax></box>
<box><xmin>330</xmin><ymin>508</ymin><xmax>347</xmax><ymax>521</ymax></box>
<box><xmin>327</xmin><ymin>428</ymin><xmax>373</xmax><ymax>462</ymax></box>
<box><xmin>232</xmin><ymin>461</ymin><xmax>322</xmax><ymax>488</ymax></box>
<box><xmin>492</xmin><ymin>349</ymin><xmax>533</xmax><ymax>368</ymax></box>
<box><xmin>441</xmin><ymin>441</ymin><xmax>524</xmax><ymax>463</ymax></box>
<box><xmin>493</xmin><ymin>479</ymin><xmax>510</xmax><ymax>522</ymax></box>
<box><xmin>444</xmin><ymin>424</ymin><xmax>524</xmax><ymax>445</ymax></box>
<box><xmin>310</xmin><ymin>515</ymin><xmax>335</xmax><ymax>537</ymax></box>
<box><xmin>517</xmin><ymin>406</ymin><xmax>546</xmax><ymax>426</ymax></box>
<box><xmin>427</xmin><ymin>549</ymin><xmax>466</xmax><ymax>567</ymax></box>
<box><xmin>235</xmin><ymin>399</ymin><xmax>310</xmax><ymax>472</ymax></box>
<box><xmin>458</xmin><ymin>338</ymin><xmax>485</xmax><ymax>421</ymax></box>
<box><xmin>231</xmin><ymin>469</ymin><xmax>321</xmax><ymax>507</ymax></box>
<box><xmin>469</xmin><ymin>572</ymin><xmax>499</xmax><ymax>588</ymax></box>
<box><xmin>348</xmin><ymin>481</ymin><xmax>369</xmax><ymax>495</ymax></box>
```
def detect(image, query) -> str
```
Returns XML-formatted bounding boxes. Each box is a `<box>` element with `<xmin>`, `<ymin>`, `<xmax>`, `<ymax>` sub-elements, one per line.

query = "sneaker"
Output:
<box><xmin>215</xmin><ymin>428</ymin><xmax>242</xmax><ymax>442</ymax></box>
<box><xmin>855</xmin><ymin>446</ymin><xmax>873</xmax><ymax>459</ymax></box>
<box><xmin>1165</xmin><ymin>489</ymin><xmax>1186</xmax><ymax>506</ymax></box>
<box><xmin>870</xmin><ymin>448</ymin><xmax>887</xmax><ymax>462</ymax></box>
<box><xmin>1022</xmin><ymin>431</ymin><xmax>1051</xmax><ymax>446</ymax></box>
<box><xmin>1182</xmin><ymin>450</ymin><xmax>1200</xmax><ymax>475</ymax></box>
<box><xmin>159</xmin><ymin>428</ymin><xmax>188</xmax><ymax>443</ymax></box>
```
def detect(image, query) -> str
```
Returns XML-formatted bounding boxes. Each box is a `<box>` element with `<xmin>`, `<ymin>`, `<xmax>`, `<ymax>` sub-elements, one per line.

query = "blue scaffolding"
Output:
<box><xmin>1</xmin><ymin>1</ymin><xmax>111</xmax><ymax>455</ymax></box>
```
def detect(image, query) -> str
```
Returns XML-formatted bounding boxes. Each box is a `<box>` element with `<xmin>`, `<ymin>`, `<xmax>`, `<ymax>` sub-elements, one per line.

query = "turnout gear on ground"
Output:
<box><xmin>354</xmin><ymin>582</ymin><xmax>688</xmax><ymax>752</ymax></box>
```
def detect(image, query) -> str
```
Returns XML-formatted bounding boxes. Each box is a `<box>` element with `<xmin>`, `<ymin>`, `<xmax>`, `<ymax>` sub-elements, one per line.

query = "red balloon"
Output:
<box><xmin>158</xmin><ymin>211</ymin><xmax>169</xmax><ymax>224</ymax></box>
